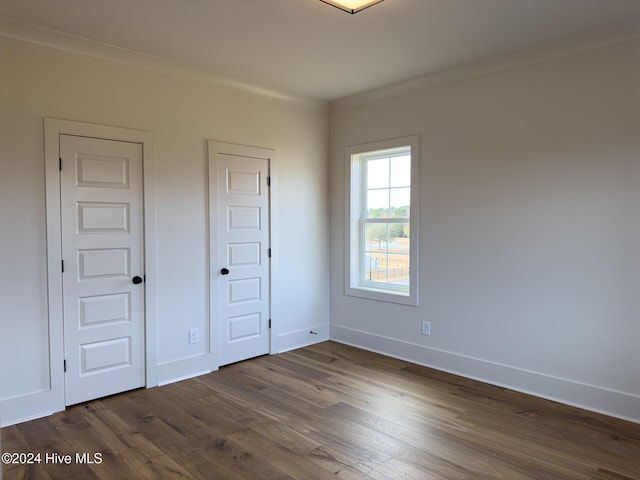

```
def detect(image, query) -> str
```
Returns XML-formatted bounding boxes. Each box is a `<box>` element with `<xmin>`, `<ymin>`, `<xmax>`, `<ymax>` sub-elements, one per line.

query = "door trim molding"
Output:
<box><xmin>207</xmin><ymin>140</ymin><xmax>278</xmax><ymax>369</ymax></box>
<box><xmin>43</xmin><ymin>118</ymin><xmax>157</xmax><ymax>413</ymax></box>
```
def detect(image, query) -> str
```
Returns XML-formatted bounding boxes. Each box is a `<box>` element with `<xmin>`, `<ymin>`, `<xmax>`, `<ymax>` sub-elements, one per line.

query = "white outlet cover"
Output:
<box><xmin>421</xmin><ymin>321</ymin><xmax>431</xmax><ymax>336</ymax></box>
<box><xmin>189</xmin><ymin>328</ymin><xmax>199</xmax><ymax>344</ymax></box>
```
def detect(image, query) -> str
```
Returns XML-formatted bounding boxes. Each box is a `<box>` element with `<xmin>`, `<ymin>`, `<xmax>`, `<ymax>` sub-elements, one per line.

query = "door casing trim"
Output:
<box><xmin>44</xmin><ymin>118</ymin><xmax>157</xmax><ymax>413</ymax></box>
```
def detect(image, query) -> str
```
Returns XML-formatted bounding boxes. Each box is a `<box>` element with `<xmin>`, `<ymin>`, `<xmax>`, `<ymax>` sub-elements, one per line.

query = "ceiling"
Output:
<box><xmin>1</xmin><ymin>0</ymin><xmax>640</xmax><ymax>101</ymax></box>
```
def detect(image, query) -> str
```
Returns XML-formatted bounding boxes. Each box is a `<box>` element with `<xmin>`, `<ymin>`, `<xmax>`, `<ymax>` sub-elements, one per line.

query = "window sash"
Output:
<box><xmin>359</xmin><ymin>218</ymin><xmax>410</xmax><ymax>294</ymax></box>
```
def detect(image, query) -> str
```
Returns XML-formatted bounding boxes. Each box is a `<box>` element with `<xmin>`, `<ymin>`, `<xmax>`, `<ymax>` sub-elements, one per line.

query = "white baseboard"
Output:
<box><xmin>0</xmin><ymin>389</ymin><xmax>64</xmax><ymax>427</ymax></box>
<box><xmin>331</xmin><ymin>324</ymin><xmax>640</xmax><ymax>424</ymax></box>
<box><xmin>156</xmin><ymin>354</ymin><xmax>214</xmax><ymax>386</ymax></box>
<box><xmin>277</xmin><ymin>323</ymin><xmax>330</xmax><ymax>353</ymax></box>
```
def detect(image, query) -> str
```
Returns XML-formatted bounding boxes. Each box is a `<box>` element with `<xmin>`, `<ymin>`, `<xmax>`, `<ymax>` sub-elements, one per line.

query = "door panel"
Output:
<box><xmin>77</xmin><ymin>202</ymin><xmax>130</xmax><ymax>233</ymax></box>
<box><xmin>79</xmin><ymin>293</ymin><xmax>131</xmax><ymax>326</ymax></box>
<box><xmin>60</xmin><ymin>135</ymin><xmax>145</xmax><ymax>405</ymax></box>
<box><xmin>212</xmin><ymin>145</ymin><xmax>271</xmax><ymax>367</ymax></box>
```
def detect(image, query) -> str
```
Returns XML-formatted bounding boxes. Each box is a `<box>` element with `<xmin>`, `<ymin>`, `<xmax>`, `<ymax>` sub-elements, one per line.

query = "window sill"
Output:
<box><xmin>345</xmin><ymin>285</ymin><xmax>418</xmax><ymax>306</ymax></box>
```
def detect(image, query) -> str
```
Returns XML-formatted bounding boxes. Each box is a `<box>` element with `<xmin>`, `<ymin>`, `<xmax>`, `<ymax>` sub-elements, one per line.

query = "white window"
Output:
<box><xmin>346</xmin><ymin>136</ymin><xmax>419</xmax><ymax>306</ymax></box>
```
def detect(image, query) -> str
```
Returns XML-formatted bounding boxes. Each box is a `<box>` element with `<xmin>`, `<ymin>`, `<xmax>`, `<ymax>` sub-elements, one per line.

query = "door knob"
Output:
<box><xmin>132</xmin><ymin>276</ymin><xmax>143</xmax><ymax>284</ymax></box>
<box><xmin>220</xmin><ymin>268</ymin><xmax>230</xmax><ymax>275</ymax></box>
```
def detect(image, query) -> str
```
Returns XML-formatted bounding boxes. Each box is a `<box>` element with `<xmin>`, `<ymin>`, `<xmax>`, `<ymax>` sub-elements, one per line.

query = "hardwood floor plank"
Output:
<box><xmin>123</xmin><ymin>389</ymin><xmax>290</xmax><ymax>480</ymax></box>
<box><xmin>454</xmin><ymin>404</ymin><xmax>640</xmax><ymax>478</ymax></box>
<box><xmin>266</xmin><ymin>355</ymin><xmax>333</xmax><ymax>381</ymax></box>
<box><xmin>115</xmin><ymin>395</ymin><xmax>265</xmax><ymax>479</ymax></box>
<box><xmin>244</xmin><ymin>419</ymin><xmax>322</xmax><ymax>455</ymax></box>
<box><xmin>14</xmin><ymin>416</ymin><xmax>99</xmax><ymax>480</ymax></box>
<box><xmin>227</xmin><ymin>428</ymin><xmax>340</xmax><ymax>480</ymax></box>
<box><xmin>369</xmin><ymin>457</ymin><xmax>452</xmax><ymax>480</ymax></box>
<box><xmin>305</xmin><ymin>445</ymin><xmax>377</xmax><ymax>478</ymax></box>
<box><xmin>50</xmin><ymin>405</ymin><xmax>154</xmax><ymax>480</ymax></box>
<box><xmin>233</xmin><ymin>359</ymin><xmax>344</xmax><ymax>409</ymax></box>
<box><xmin>290</xmin><ymin>348</ymin><xmax>462</xmax><ymax>408</ymax></box>
<box><xmin>3</xmin><ymin>341</ymin><xmax>639</xmax><ymax>480</ymax></box>
<box><xmin>328</xmin><ymin>401</ymin><xmax>537</xmax><ymax>480</ymax></box>
<box><xmin>1</xmin><ymin>424</ymin><xmax>55</xmax><ymax>480</ymax></box>
<box><xmin>402</xmin><ymin>412</ymin><xmax>593</xmax><ymax>480</ymax></box>
<box><xmin>591</xmin><ymin>468</ymin><xmax>639</xmax><ymax>480</ymax></box>
<box><xmin>321</xmin><ymin>401</ymin><xmax>495</xmax><ymax>480</ymax></box>
<box><xmin>253</xmin><ymin>386</ymin><xmax>394</xmax><ymax>468</ymax></box>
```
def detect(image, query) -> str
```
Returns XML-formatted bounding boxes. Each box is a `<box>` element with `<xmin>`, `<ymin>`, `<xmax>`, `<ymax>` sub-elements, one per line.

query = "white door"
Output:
<box><xmin>60</xmin><ymin>135</ymin><xmax>145</xmax><ymax>405</ymax></box>
<box><xmin>210</xmin><ymin>142</ymin><xmax>271</xmax><ymax>366</ymax></box>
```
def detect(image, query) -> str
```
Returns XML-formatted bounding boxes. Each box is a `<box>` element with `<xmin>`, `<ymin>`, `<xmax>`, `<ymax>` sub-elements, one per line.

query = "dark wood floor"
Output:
<box><xmin>2</xmin><ymin>341</ymin><xmax>639</xmax><ymax>479</ymax></box>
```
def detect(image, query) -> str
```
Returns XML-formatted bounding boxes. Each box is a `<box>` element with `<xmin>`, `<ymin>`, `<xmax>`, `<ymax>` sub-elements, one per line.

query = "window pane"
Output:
<box><xmin>388</xmin><ymin>228</ymin><xmax>410</xmax><ymax>286</ymax></box>
<box><xmin>389</xmin><ymin>222</ymin><xmax>410</xmax><ymax>242</ymax></box>
<box><xmin>363</xmin><ymin>222</ymin><xmax>410</xmax><ymax>288</ymax></box>
<box><xmin>363</xmin><ymin>249</ymin><xmax>382</xmax><ymax>282</ymax></box>
<box><xmin>365</xmin><ymin>223</ymin><xmax>388</xmax><ymax>251</ymax></box>
<box><xmin>364</xmin><ymin>223</ymin><xmax>388</xmax><ymax>284</ymax></box>
<box><xmin>390</xmin><ymin>187</ymin><xmax>410</xmax><ymax>217</ymax></box>
<box><xmin>367</xmin><ymin>158</ymin><xmax>389</xmax><ymax>189</ymax></box>
<box><xmin>367</xmin><ymin>189</ymin><xmax>389</xmax><ymax>218</ymax></box>
<box><xmin>390</xmin><ymin>154</ymin><xmax>411</xmax><ymax>187</ymax></box>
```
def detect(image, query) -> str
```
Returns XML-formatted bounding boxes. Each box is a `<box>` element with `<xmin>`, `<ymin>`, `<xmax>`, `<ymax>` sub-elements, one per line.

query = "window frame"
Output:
<box><xmin>345</xmin><ymin>135</ymin><xmax>419</xmax><ymax>306</ymax></box>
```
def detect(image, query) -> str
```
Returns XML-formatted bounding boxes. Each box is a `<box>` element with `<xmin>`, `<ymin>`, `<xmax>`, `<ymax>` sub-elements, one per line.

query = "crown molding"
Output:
<box><xmin>330</xmin><ymin>18</ymin><xmax>640</xmax><ymax>112</ymax></box>
<box><xmin>2</xmin><ymin>14</ymin><xmax>638</xmax><ymax>113</ymax></box>
<box><xmin>0</xmin><ymin>16</ymin><xmax>327</xmax><ymax>111</ymax></box>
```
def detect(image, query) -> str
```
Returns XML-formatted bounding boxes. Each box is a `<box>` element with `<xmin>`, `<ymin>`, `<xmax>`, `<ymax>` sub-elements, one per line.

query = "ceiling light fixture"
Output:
<box><xmin>320</xmin><ymin>0</ymin><xmax>385</xmax><ymax>14</ymax></box>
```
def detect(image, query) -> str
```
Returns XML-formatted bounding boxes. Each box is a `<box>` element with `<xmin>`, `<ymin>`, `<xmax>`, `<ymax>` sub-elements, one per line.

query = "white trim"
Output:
<box><xmin>331</xmin><ymin>19</ymin><xmax>640</xmax><ymax>111</ymax></box>
<box><xmin>345</xmin><ymin>135</ymin><xmax>419</xmax><ymax>306</ymax></box>
<box><xmin>156</xmin><ymin>354</ymin><xmax>214</xmax><ymax>386</ymax></box>
<box><xmin>0</xmin><ymin>389</ymin><xmax>59</xmax><ymax>428</ymax></box>
<box><xmin>276</xmin><ymin>324</ymin><xmax>330</xmax><ymax>354</ymax></box>
<box><xmin>207</xmin><ymin>141</ymin><xmax>277</xmax><ymax>369</ymax></box>
<box><xmin>0</xmin><ymin>16</ymin><xmax>326</xmax><ymax>110</ymax></box>
<box><xmin>1</xmin><ymin>118</ymin><xmax>157</xmax><ymax>427</ymax></box>
<box><xmin>268</xmin><ymin>155</ymin><xmax>280</xmax><ymax>356</ymax></box>
<box><xmin>330</xmin><ymin>324</ymin><xmax>640</xmax><ymax>424</ymax></box>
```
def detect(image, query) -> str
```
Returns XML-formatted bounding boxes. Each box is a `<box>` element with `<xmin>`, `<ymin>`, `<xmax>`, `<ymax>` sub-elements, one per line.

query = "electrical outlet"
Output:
<box><xmin>189</xmin><ymin>328</ymin><xmax>200</xmax><ymax>344</ymax></box>
<box><xmin>421</xmin><ymin>321</ymin><xmax>431</xmax><ymax>336</ymax></box>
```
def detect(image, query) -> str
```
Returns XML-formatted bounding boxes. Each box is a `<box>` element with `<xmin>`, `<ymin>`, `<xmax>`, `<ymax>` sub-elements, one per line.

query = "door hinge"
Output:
<box><xmin>267</xmin><ymin>176</ymin><xmax>271</xmax><ymax>187</ymax></box>
<box><xmin>268</xmin><ymin>319</ymin><xmax>271</xmax><ymax>329</ymax></box>
<box><xmin>268</xmin><ymin>248</ymin><xmax>272</xmax><ymax>258</ymax></box>
<box><xmin>63</xmin><ymin>360</ymin><xmax>67</xmax><ymax>373</ymax></box>
<box><xmin>59</xmin><ymin>157</ymin><xmax>62</xmax><ymax>171</ymax></box>
<box><xmin>61</xmin><ymin>260</ymin><xmax>64</xmax><ymax>273</ymax></box>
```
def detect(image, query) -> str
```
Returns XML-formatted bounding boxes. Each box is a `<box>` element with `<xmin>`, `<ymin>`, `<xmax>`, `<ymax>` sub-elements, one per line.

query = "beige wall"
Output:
<box><xmin>330</xmin><ymin>40</ymin><xmax>640</xmax><ymax>421</ymax></box>
<box><xmin>0</xmin><ymin>36</ymin><xmax>329</xmax><ymax>423</ymax></box>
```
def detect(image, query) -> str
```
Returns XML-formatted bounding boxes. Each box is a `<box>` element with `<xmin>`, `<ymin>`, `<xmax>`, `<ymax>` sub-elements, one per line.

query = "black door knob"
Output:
<box><xmin>132</xmin><ymin>276</ymin><xmax>143</xmax><ymax>284</ymax></box>
<box><xmin>220</xmin><ymin>268</ymin><xmax>230</xmax><ymax>275</ymax></box>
